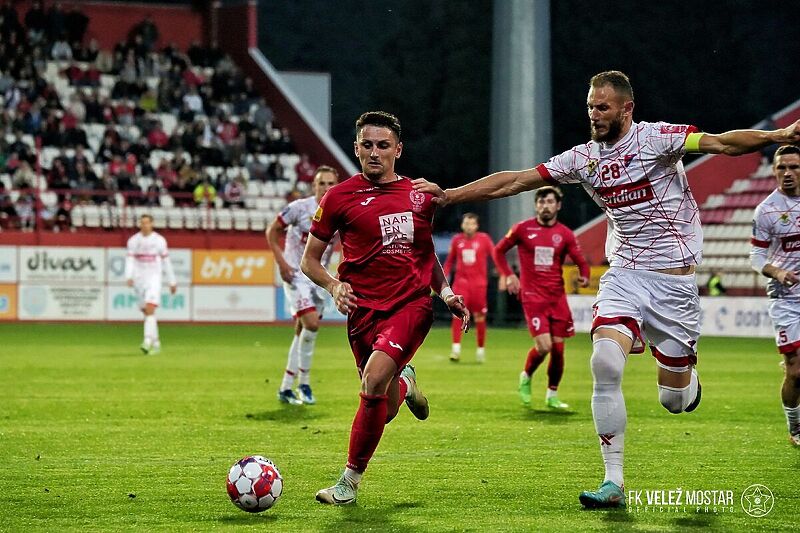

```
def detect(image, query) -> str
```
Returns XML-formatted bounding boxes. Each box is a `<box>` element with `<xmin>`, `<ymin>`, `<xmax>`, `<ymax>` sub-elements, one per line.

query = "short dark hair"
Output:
<box><xmin>462</xmin><ymin>212</ymin><xmax>479</xmax><ymax>223</ymax></box>
<box><xmin>590</xmin><ymin>70</ymin><xmax>634</xmax><ymax>101</ymax></box>
<box><xmin>535</xmin><ymin>185</ymin><xmax>563</xmax><ymax>202</ymax></box>
<box><xmin>356</xmin><ymin>111</ymin><xmax>401</xmax><ymax>141</ymax></box>
<box><xmin>140</xmin><ymin>214</ymin><xmax>153</xmax><ymax>222</ymax></box>
<box><xmin>774</xmin><ymin>145</ymin><xmax>800</xmax><ymax>161</ymax></box>
<box><xmin>314</xmin><ymin>165</ymin><xmax>339</xmax><ymax>180</ymax></box>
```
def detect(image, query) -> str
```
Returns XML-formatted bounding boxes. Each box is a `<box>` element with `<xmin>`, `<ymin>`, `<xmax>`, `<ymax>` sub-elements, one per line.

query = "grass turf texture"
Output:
<box><xmin>1</xmin><ymin>323</ymin><xmax>797</xmax><ymax>532</ymax></box>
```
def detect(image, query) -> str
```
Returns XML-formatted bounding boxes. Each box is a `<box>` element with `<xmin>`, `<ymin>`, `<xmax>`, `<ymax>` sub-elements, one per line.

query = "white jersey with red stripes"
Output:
<box><xmin>277</xmin><ymin>196</ymin><xmax>334</xmax><ymax>270</ymax></box>
<box><xmin>751</xmin><ymin>189</ymin><xmax>800</xmax><ymax>299</ymax></box>
<box><xmin>536</xmin><ymin>121</ymin><xmax>701</xmax><ymax>270</ymax></box>
<box><xmin>124</xmin><ymin>231</ymin><xmax>176</xmax><ymax>285</ymax></box>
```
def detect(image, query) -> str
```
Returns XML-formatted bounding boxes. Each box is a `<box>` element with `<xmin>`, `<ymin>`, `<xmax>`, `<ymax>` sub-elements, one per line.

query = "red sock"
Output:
<box><xmin>547</xmin><ymin>342</ymin><xmax>565</xmax><ymax>389</ymax></box>
<box><xmin>525</xmin><ymin>347</ymin><xmax>546</xmax><ymax>376</ymax></box>
<box><xmin>346</xmin><ymin>393</ymin><xmax>388</xmax><ymax>473</ymax></box>
<box><xmin>451</xmin><ymin>318</ymin><xmax>463</xmax><ymax>344</ymax></box>
<box><xmin>476</xmin><ymin>320</ymin><xmax>487</xmax><ymax>348</ymax></box>
<box><xmin>396</xmin><ymin>376</ymin><xmax>408</xmax><ymax>409</ymax></box>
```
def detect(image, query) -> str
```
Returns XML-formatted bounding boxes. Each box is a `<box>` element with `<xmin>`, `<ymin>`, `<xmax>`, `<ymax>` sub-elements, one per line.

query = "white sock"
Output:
<box><xmin>476</xmin><ymin>347</ymin><xmax>485</xmax><ymax>357</ymax></box>
<box><xmin>298</xmin><ymin>329</ymin><xmax>318</xmax><ymax>386</ymax></box>
<box><xmin>546</xmin><ymin>388</ymin><xmax>557</xmax><ymax>400</ymax></box>
<box><xmin>784</xmin><ymin>404</ymin><xmax>800</xmax><ymax>436</ymax></box>
<box><xmin>657</xmin><ymin>368</ymin><xmax>699</xmax><ymax>413</ymax></box>
<box><xmin>344</xmin><ymin>467</ymin><xmax>362</xmax><ymax>485</ymax></box>
<box><xmin>144</xmin><ymin>315</ymin><xmax>158</xmax><ymax>345</ymax></box>
<box><xmin>591</xmin><ymin>338</ymin><xmax>627</xmax><ymax>488</ymax></box>
<box><xmin>280</xmin><ymin>335</ymin><xmax>300</xmax><ymax>391</ymax></box>
<box><xmin>451</xmin><ymin>343</ymin><xmax>461</xmax><ymax>355</ymax></box>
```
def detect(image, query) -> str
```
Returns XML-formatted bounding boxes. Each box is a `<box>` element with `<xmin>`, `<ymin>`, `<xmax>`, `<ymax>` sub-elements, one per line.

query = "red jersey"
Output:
<box><xmin>493</xmin><ymin>218</ymin><xmax>589</xmax><ymax>301</ymax></box>
<box><xmin>309</xmin><ymin>174</ymin><xmax>437</xmax><ymax>312</ymax></box>
<box><xmin>443</xmin><ymin>232</ymin><xmax>495</xmax><ymax>288</ymax></box>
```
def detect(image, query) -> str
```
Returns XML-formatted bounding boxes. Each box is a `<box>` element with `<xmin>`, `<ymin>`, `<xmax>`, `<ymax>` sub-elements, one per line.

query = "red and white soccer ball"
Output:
<box><xmin>226</xmin><ymin>455</ymin><xmax>283</xmax><ymax>512</ymax></box>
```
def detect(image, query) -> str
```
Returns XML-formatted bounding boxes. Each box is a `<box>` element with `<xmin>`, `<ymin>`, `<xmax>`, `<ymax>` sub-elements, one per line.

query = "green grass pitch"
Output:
<box><xmin>1</xmin><ymin>323</ymin><xmax>797</xmax><ymax>531</ymax></box>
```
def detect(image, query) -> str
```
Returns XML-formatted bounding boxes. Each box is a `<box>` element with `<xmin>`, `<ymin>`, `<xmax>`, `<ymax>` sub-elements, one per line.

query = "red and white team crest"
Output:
<box><xmin>409</xmin><ymin>190</ymin><xmax>426</xmax><ymax>212</ymax></box>
<box><xmin>552</xmin><ymin>234</ymin><xmax>563</xmax><ymax>245</ymax></box>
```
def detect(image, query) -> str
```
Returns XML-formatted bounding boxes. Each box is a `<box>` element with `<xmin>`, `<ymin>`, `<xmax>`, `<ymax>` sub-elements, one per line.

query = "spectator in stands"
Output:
<box><xmin>706</xmin><ymin>271</ymin><xmax>727</xmax><ymax>296</ymax></box>
<box><xmin>50</xmin><ymin>34</ymin><xmax>71</xmax><ymax>60</ymax></box>
<box><xmin>168</xmin><ymin>175</ymin><xmax>193</xmax><ymax>207</ymax></box>
<box><xmin>132</xmin><ymin>16</ymin><xmax>159</xmax><ymax>54</ymax></box>
<box><xmin>143</xmin><ymin>183</ymin><xmax>160</xmax><ymax>207</ymax></box>
<box><xmin>252</xmin><ymin>97</ymin><xmax>274</xmax><ymax>130</ymax></box>
<box><xmin>182</xmin><ymin>85</ymin><xmax>203</xmax><ymax>114</ymax></box>
<box><xmin>16</xmin><ymin>193</ymin><xmax>34</xmax><ymax>230</ymax></box>
<box><xmin>93</xmin><ymin>171</ymin><xmax>116</xmax><ymax>205</ymax></box>
<box><xmin>46</xmin><ymin>2</ymin><xmax>66</xmax><ymax>42</ymax></box>
<box><xmin>193</xmin><ymin>176</ymin><xmax>216</xmax><ymax>206</ymax></box>
<box><xmin>0</xmin><ymin>183</ymin><xmax>18</xmax><ymax>229</ymax></box>
<box><xmin>267</xmin><ymin>159</ymin><xmax>285</xmax><ymax>181</ymax></box>
<box><xmin>24</xmin><ymin>1</ymin><xmax>47</xmax><ymax>45</ymax></box>
<box><xmin>222</xmin><ymin>176</ymin><xmax>245</xmax><ymax>208</ymax></box>
<box><xmin>147</xmin><ymin>120</ymin><xmax>169</xmax><ymax>149</ymax></box>
<box><xmin>54</xmin><ymin>198</ymin><xmax>71</xmax><ymax>231</ymax></box>
<box><xmin>13</xmin><ymin>160</ymin><xmax>36</xmax><ymax>189</ymax></box>
<box><xmin>64</xmin><ymin>6</ymin><xmax>88</xmax><ymax>44</ymax></box>
<box><xmin>156</xmin><ymin>158</ymin><xmax>177</xmax><ymax>188</ymax></box>
<box><xmin>295</xmin><ymin>153</ymin><xmax>317</xmax><ymax>184</ymax></box>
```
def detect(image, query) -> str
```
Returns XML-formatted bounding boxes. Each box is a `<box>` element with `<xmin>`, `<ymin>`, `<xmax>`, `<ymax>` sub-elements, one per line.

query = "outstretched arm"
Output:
<box><xmin>694</xmin><ymin>119</ymin><xmax>800</xmax><ymax>156</ymax></box>
<box><xmin>413</xmin><ymin>167</ymin><xmax>546</xmax><ymax>206</ymax></box>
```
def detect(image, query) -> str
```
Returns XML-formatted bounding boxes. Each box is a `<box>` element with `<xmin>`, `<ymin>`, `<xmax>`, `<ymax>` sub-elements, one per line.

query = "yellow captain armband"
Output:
<box><xmin>684</xmin><ymin>132</ymin><xmax>704</xmax><ymax>153</ymax></box>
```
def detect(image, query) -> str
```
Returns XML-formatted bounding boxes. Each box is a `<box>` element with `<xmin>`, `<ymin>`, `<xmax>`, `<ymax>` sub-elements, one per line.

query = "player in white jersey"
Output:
<box><xmin>125</xmin><ymin>214</ymin><xmax>177</xmax><ymax>355</ymax></box>
<box><xmin>750</xmin><ymin>145</ymin><xmax>800</xmax><ymax>447</ymax></box>
<box><xmin>413</xmin><ymin>70</ymin><xmax>800</xmax><ymax>507</ymax></box>
<box><xmin>267</xmin><ymin>166</ymin><xmax>338</xmax><ymax>405</ymax></box>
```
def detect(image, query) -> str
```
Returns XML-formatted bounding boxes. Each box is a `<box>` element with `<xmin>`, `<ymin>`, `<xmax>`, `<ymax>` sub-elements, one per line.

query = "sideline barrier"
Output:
<box><xmin>0</xmin><ymin>244</ymin><xmax>345</xmax><ymax>323</ymax></box>
<box><xmin>567</xmin><ymin>295</ymin><xmax>773</xmax><ymax>339</ymax></box>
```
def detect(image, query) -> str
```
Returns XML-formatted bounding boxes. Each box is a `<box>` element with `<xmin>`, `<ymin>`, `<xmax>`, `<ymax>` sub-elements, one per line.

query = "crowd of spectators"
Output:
<box><xmin>0</xmin><ymin>1</ymin><xmax>314</xmax><ymax>231</ymax></box>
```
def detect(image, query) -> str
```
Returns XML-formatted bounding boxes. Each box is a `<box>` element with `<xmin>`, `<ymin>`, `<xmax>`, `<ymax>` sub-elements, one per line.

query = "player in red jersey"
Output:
<box><xmin>493</xmin><ymin>186</ymin><xmax>589</xmax><ymax>409</ymax></box>
<box><xmin>443</xmin><ymin>213</ymin><xmax>495</xmax><ymax>363</ymax></box>
<box><xmin>301</xmin><ymin>111</ymin><xmax>469</xmax><ymax>505</ymax></box>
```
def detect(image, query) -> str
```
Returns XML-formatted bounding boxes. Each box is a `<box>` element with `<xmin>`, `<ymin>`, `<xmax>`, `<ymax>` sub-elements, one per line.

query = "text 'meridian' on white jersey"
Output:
<box><xmin>536</xmin><ymin>121</ymin><xmax>702</xmax><ymax>270</ymax></box>
<box><xmin>125</xmin><ymin>231</ymin><xmax>177</xmax><ymax>285</ymax></box>
<box><xmin>751</xmin><ymin>189</ymin><xmax>800</xmax><ymax>299</ymax></box>
<box><xmin>278</xmin><ymin>196</ymin><xmax>335</xmax><ymax>270</ymax></box>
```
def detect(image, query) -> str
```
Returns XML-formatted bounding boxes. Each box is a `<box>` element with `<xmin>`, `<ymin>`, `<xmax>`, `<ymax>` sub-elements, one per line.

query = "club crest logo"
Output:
<box><xmin>552</xmin><ymin>234</ymin><xmax>563</xmax><ymax>245</ymax></box>
<box><xmin>780</xmin><ymin>212</ymin><xmax>791</xmax><ymax>226</ymax></box>
<box><xmin>587</xmin><ymin>159</ymin><xmax>599</xmax><ymax>176</ymax></box>
<box><xmin>409</xmin><ymin>190</ymin><xmax>426</xmax><ymax>212</ymax></box>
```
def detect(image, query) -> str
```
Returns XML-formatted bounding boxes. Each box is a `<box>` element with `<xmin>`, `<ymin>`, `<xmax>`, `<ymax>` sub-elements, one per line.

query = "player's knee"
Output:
<box><xmin>302</xmin><ymin>319</ymin><xmax>320</xmax><ymax>332</ymax></box>
<box><xmin>785</xmin><ymin>358</ymin><xmax>800</xmax><ymax>384</ymax></box>
<box><xmin>536</xmin><ymin>338</ymin><xmax>552</xmax><ymax>356</ymax></box>
<box><xmin>658</xmin><ymin>385</ymin><xmax>686</xmax><ymax>414</ymax></box>
<box><xmin>590</xmin><ymin>338</ymin><xmax>625</xmax><ymax>384</ymax></box>
<box><xmin>360</xmin><ymin>370</ymin><xmax>391</xmax><ymax>396</ymax></box>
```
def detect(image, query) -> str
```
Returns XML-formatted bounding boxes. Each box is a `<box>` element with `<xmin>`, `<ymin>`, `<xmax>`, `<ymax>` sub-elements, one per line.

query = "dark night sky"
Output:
<box><xmin>259</xmin><ymin>0</ymin><xmax>800</xmax><ymax>230</ymax></box>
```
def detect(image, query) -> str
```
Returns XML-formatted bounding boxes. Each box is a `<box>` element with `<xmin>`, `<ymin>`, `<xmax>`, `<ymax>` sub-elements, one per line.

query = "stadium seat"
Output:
<box><xmin>233</xmin><ymin>210</ymin><xmax>249</xmax><ymax>231</ymax></box>
<box><xmin>249</xmin><ymin>211</ymin><xmax>266</xmax><ymax>231</ymax></box>
<box><xmin>84</xmin><ymin>205</ymin><xmax>101</xmax><ymax>228</ymax></box>
<box><xmin>183</xmin><ymin>207</ymin><xmax>199</xmax><ymax>230</ymax></box>
<box><xmin>217</xmin><ymin>209</ymin><xmax>233</xmax><ymax>230</ymax></box>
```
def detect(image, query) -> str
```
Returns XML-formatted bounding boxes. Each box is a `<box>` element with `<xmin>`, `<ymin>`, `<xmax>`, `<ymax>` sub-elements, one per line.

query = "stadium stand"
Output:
<box><xmin>0</xmin><ymin>2</ymin><xmax>310</xmax><ymax>234</ymax></box>
<box><xmin>696</xmin><ymin>159</ymin><xmax>776</xmax><ymax>294</ymax></box>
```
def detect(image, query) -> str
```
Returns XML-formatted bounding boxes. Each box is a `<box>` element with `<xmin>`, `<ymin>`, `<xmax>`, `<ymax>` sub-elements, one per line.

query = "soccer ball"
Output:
<box><xmin>226</xmin><ymin>455</ymin><xmax>283</xmax><ymax>512</ymax></box>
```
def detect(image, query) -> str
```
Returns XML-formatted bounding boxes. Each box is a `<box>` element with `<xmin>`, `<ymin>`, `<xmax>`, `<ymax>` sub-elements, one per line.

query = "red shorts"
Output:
<box><xmin>453</xmin><ymin>281</ymin><xmax>488</xmax><ymax>315</ymax></box>
<box><xmin>346</xmin><ymin>296</ymin><xmax>434</xmax><ymax>371</ymax></box>
<box><xmin>522</xmin><ymin>295</ymin><xmax>575</xmax><ymax>338</ymax></box>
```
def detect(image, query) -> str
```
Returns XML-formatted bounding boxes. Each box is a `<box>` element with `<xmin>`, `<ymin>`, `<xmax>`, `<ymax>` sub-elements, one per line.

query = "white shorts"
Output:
<box><xmin>768</xmin><ymin>298</ymin><xmax>800</xmax><ymax>354</ymax></box>
<box><xmin>592</xmin><ymin>267</ymin><xmax>700</xmax><ymax>372</ymax></box>
<box><xmin>284</xmin><ymin>275</ymin><xmax>328</xmax><ymax>318</ymax></box>
<box><xmin>134</xmin><ymin>277</ymin><xmax>161</xmax><ymax>309</ymax></box>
